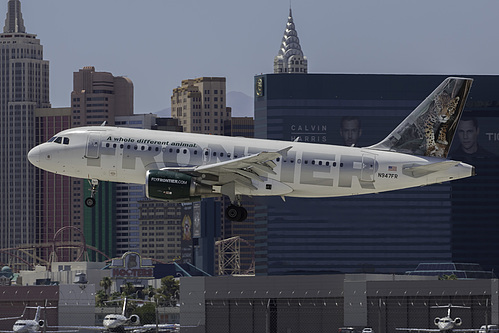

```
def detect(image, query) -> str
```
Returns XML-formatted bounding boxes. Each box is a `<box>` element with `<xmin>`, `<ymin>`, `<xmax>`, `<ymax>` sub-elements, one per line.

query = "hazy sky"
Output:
<box><xmin>16</xmin><ymin>0</ymin><xmax>499</xmax><ymax>114</ymax></box>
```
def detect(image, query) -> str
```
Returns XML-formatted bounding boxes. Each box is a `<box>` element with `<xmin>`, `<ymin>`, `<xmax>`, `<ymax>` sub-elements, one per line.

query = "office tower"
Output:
<box><xmin>137</xmin><ymin>117</ymin><xmax>184</xmax><ymax>263</ymax></box>
<box><xmin>171</xmin><ymin>77</ymin><xmax>231</xmax><ymax>135</ymax></box>
<box><xmin>254</xmin><ymin>73</ymin><xmax>499</xmax><ymax>275</ymax></box>
<box><xmin>0</xmin><ymin>0</ymin><xmax>50</xmax><ymax>268</ymax></box>
<box><xmin>34</xmin><ymin>107</ymin><xmax>77</xmax><ymax>262</ymax></box>
<box><xmin>273</xmin><ymin>8</ymin><xmax>307</xmax><ymax>74</ymax></box>
<box><xmin>114</xmin><ymin>114</ymin><xmax>157</xmax><ymax>256</ymax></box>
<box><xmin>71</xmin><ymin>66</ymin><xmax>134</xmax><ymax>260</ymax></box>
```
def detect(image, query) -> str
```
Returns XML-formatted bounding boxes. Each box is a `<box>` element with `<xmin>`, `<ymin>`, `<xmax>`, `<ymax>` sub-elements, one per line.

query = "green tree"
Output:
<box><xmin>122</xmin><ymin>282</ymin><xmax>136</xmax><ymax>297</ymax></box>
<box><xmin>156</xmin><ymin>276</ymin><xmax>179</xmax><ymax>306</ymax></box>
<box><xmin>96</xmin><ymin>289</ymin><xmax>109</xmax><ymax>307</ymax></box>
<box><xmin>99</xmin><ymin>276</ymin><xmax>113</xmax><ymax>296</ymax></box>
<box><xmin>132</xmin><ymin>302</ymin><xmax>156</xmax><ymax>324</ymax></box>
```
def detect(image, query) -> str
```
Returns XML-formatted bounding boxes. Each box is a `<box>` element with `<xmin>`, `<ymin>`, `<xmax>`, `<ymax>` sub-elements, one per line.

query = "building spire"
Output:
<box><xmin>273</xmin><ymin>7</ymin><xmax>307</xmax><ymax>74</ymax></box>
<box><xmin>3</xmin><ymin>0</ymin><xmax>26</xmax><ymax>33</ymax></box>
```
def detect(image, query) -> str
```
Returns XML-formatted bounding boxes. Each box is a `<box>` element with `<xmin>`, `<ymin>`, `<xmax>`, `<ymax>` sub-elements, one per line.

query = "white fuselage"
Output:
<box><xmin>12</xmin><ymin>320</ymin><xmax>39</xmax><ymax>333</ymax></box>
<box><xmin>28</xmin><ymin>126</ymin><xmax>474</xmax><ymax>198</ymax></box>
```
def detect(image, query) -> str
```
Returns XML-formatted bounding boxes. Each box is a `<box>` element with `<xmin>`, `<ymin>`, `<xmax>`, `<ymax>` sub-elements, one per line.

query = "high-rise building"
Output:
<box><xmin>34</xmin><ymin>107</ymin><xmax>76</xmax><ymax>262</ymax></box>
<box><xmin>273</xmin><ymin>8</ymin><xmax>307</xmax><ymax>74</ymax></box>
<box><xmin>171</xmin><ymin>77</ymin><xmax>231</xmax><ymax>135</ymax></box>
<box><xmin>71</xmin><ymin>66</ymin><xmax>134</xmax><ymax>261</ymax></box>
<box><xmin>114</xmin><ymin>113</ymin><xmax>157</xmax><ymax>256</ymax></box>
<box><xmin>254</xmin><ymin>73</ymin><xmax>499</xmax><ymax>275</ymax></box>
<box><xmin>0</xmin><ymin>0</ymin><xmax>50</xmax><ymax>268</ymax></box>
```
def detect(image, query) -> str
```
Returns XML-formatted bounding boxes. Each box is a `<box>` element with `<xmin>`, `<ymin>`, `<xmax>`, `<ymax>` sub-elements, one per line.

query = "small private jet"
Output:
<box><xmin>396</xmin><ymin>304</ymin><xmax>478</xmax><ymax>332</ymax></box>
<box><xmin>0</xmin><ymin>306</ymin><xmax>60</xmax><ymax>333</ymax></box>
<box><xmin>28</xmin><ymin>77</ymin><xmax>475</xmax><ymax>222</ymax></box>
<box><xmin>56</xmin><ymin>298</ymin><xmax>178</xmax><ymax>333</ymax></box>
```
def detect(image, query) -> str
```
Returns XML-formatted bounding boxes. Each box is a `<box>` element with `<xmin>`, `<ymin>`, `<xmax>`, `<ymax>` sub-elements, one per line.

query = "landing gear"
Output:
<box><xmin>85</xmin><ymin>179</ymin><xmax>99</xmax><ymax>208</ymax></box>
<box><xmin>225</xmin><ymin>205</ymin><xmax>248</xmax><ymax>222</ymax></box>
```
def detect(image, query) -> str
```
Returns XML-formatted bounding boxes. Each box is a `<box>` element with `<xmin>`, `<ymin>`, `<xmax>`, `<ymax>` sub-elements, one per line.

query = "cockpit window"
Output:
<box><xmin>50</xmin><ymin>136</ymin><xmax>70</xmax><ymax>145</ymax></box>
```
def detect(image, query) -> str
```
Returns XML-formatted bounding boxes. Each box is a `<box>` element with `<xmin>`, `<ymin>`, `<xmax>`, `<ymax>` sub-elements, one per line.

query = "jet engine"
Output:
<box><xmin>38</xmin><ymin>320</ymin><xmax>45</xmax><ymax>327</ymax></box>
<box><xmin>129</xmin><ymin>315</ymin><xmax>140</xmax><ymax>325</ymax></box>
<box><xmin>146</xmin><ymin>170</ymin><xmax>213</xmax><ymax>202</ymax></box>
<box><xmin>434</xmin><ymin>318</ymin><xmax>441</xmax><ymax>325</ymax></box>
<box><xmin>454</xmin><ymin>317</ymin><xmax>462</xmax><ymax>326</ymax></box>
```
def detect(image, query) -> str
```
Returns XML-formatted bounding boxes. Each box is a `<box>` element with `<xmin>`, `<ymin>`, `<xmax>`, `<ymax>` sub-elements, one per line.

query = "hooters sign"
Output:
<box><xmin>110</xmin><ymin>251</ymin><xmax>154</xmax><ymax>280</ymax></box>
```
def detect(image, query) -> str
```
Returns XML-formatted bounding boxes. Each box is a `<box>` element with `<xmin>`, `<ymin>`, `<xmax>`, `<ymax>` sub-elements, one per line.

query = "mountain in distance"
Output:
<box><xmin>153</xmin><ymin>91</ymin><xmax>254</xmax><ymax>118</ymax></box>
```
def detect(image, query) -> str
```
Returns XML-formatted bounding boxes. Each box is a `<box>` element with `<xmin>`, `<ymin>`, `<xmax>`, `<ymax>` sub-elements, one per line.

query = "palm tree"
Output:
<box><xmin>100</xmin><ymin>276</ymin><xmax>113</xmax><ymax>296</ymax></box>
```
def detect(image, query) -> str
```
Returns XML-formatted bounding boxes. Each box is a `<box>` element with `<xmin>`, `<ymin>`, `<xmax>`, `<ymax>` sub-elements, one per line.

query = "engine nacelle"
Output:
<box><xmin>454</xmin><ymin>317</ymin><xmax>462</xmax><ymax>326</ymax></box>
<box><xmin>434</xmin><ymin>318</ymin><xmax>441</xmax><ymax>325</ymax></box>
<box><xmin>38</xmin><ymin>320</ymin><xmax>45</xmax><ymax>327</ymax></box>
<box><xmin>146</xmin><ymin>170</ymin><xmax>213</xmax><ymax>202</ymax></box>
<box><xmin>129</xmin><ymin>314</ymin><xmax>140</xmax><ymax>326</ymax></box>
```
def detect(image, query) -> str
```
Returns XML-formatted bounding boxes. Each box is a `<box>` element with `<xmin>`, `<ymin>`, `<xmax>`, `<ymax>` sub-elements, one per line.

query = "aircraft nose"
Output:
<box><xmin>27</xmin><ymin>146</ymin><xmax>40</xmax><ymax>166</ymax></box>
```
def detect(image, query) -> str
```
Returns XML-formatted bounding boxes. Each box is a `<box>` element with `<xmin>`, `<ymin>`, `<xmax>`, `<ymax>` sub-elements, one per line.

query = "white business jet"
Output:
<box><xmin>55</xmin><ymin>298</ymin><xmax>178</xmax><ymax>333</ymax></box>
<box><xmin>0</xmin><ymin>306</ymin><xmax>58</xmax><ymax>333</ymax></box>
<box><xmin>396</xmin><ymin>304</ymin><xmax>478</xmax><ymax>332</ymax></box>
<box><xmin>28</xmin><ymin>77</ymin><xmax>475</xmax><ymax>222</ymax></box>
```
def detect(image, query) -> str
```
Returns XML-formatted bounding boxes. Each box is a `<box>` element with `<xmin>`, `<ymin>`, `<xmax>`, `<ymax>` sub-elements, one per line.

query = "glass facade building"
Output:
<box><xmin>254</xmin><ymin>73</ymin><xmax>499</xmax><ymax>275</ymax></box>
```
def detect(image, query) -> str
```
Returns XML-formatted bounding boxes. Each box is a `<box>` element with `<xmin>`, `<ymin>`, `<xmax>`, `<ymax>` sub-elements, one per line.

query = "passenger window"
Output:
<box><xmin>63</xmin><ymin>137</ymin><xmax>70</xmax><ymax>145</ymax></box>
<box><xmin>54</xmin><ymin>137</ymin><xmax>62</xmax><ymax>144</ymax></box>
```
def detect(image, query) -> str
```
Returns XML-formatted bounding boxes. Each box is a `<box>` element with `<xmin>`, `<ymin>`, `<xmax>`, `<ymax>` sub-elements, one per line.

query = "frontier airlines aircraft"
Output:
<box><xmin>28</xmin><ymin>77</ymin><xmax>474</xmax><ymax>222</ymax></box>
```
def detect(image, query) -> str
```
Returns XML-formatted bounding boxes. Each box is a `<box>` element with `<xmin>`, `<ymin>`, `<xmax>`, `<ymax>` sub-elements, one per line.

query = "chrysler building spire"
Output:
<box><xmin>3</xmin><ymin>0</ymin><xmax>26</xmax><ymax>33</ymax></box>
<box><xmin>273</xmin><ymin>8</ymin><xmax>307</xmax><ymax>74</ymax></box>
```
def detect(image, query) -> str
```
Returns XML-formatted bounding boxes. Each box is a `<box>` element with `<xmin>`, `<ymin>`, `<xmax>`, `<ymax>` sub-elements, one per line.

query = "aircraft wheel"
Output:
<box><xmin>225</xmin><ymin>205</ymin><xmax>240</xmax><ymax>221</ymax></box>
<box><xmin>85</xmin><ymin>197</ymin><xmax>96</xmax><ymax>208</ymax></box>
<box><xmin>225</xmin><ymin>205</ymin><xmax>248</xmax><ymax>222</ymax></box>
<box><xmin>237</xmin><ymin>207</ymin><xmax>248</xmax><ymax>222</ymax></box>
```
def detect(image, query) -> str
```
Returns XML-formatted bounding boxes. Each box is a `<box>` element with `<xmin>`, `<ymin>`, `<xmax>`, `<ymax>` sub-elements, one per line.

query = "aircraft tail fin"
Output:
<box><xmin>368</xmin><ymin>77</ymin><xmax>473</xmax><ymax>158</ymax></box>
<box><xmin>34</xmin><ymin>306</ymin><xmax>41</xmax><ymax>322</ymax></box>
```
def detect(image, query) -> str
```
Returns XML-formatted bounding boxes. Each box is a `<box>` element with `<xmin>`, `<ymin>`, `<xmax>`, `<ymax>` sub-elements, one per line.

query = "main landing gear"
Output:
<box><xmin>225</xmin><ymin>195</ymin><xmax>248</xmax><ymax>222</ymax></box>
<box><xmin>85</xmin><ymin>179</ymin><xmax>99</xmax><ymax>208</ymax></box>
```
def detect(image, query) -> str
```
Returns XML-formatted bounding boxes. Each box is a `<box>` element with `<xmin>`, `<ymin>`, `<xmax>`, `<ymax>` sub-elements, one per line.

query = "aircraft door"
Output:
<box><xmin>202</xmin><ymin>148</ymin><xmax>211</xmax><ymax>165</ymax></box>
<box><xmin>85</xmin><ymin>132</ymin><xmax>101</xmax><ymax>159</ymax></box>
<box><xmin>361</xmin><ymin>153</ymin><xmax>376</xmax><ymax>182</ymax></box>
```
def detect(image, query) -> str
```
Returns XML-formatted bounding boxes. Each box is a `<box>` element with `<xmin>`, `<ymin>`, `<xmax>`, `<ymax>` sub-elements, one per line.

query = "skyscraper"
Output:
<box><xmin>0</xmin><ymin>0</ymin><xmax>50</xmax><ymax>268</ymax></box>
<box><xmin>273</xmin><ymin>8</ymin><xmax>307</xmax><ymax>74</ymax></box>
<box><xmin>171</xmin><ymin>77</ymin><xmax>231</xmax><ymax>135</ymax></box>
<box><xmin>71</xmin><ymin>66</ymin><xmax>134</xmax><ymax>261</ymax></box>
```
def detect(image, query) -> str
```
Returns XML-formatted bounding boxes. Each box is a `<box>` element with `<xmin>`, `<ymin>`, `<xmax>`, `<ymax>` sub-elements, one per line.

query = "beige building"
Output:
<box><xmin>71</xmin><ymin>66</ymin><xmax>133</xmax><ymax>126</ymax></box>
<box><xmin>139</xmin><ymin>200</ymin><xmax>183</xmax><ymax>262</ymax></box>
<box><xmin>171</xmin><ymin>77</ymin><xmax>231</xmax><ymax>135</ymax></box>
<box><xmin>71</xmin><ymin>66</ymin><xmax>134</xmax><ymax>261</ymax></box>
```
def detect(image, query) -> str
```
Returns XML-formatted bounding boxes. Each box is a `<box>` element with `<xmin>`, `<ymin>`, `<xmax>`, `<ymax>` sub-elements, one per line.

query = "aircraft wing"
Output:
<box><xmin>396</xmin><ymin>329</ymin><xmax>440</xmax><ymax>332</ymax></box>
<box><xmin>130</xmin><ymin>324</ymin><xmax>179</xmax><ymax>332</ymax></box>
<box><xmin>161</xmin><ymin>146</ymin><xmax>292</xmax><ymax>188</ymax></box>
<box><xmin>52</xmin><ymin>325</ymin><xmax>105</xmax><ymax>331</ymax></box>
<box><xmin>0</xmin><ymin>316</ymin><xmax>22</xmax><ymax>321</ymax></box>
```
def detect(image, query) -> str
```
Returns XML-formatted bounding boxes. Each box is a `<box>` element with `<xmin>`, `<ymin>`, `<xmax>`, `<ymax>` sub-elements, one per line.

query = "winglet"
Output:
<box><xmin>277</xmin><ymin>146</ymin><xmax>293</xmax><ymax>159</ymax></box>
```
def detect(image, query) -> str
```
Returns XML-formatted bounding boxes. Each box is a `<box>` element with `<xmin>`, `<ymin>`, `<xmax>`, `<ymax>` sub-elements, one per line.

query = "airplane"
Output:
<box><xmin>55</xmin><ymin>298</ymin><xmax>179</xmax><ymax>333</ymax></box>
<box><xmin>27</xmin><ymin>77</ymin><xmax>475</xmax><ymax>222</ymax></box>
<box><xmin>0</xmin><ymin>306</ymin><xmax>60</xmax><ymax>333</ymax></box>
<box><xmin>396</xmin><ymin>304</ymin><xmax>478</xmax><ymax>332</ymax></box>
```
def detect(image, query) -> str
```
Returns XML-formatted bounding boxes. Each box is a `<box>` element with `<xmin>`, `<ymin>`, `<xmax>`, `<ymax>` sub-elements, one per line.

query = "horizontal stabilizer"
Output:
<box><xmin>403</xmin><ymin>161</ymin><xmax>460</xmax><ymax>178</ymax></box>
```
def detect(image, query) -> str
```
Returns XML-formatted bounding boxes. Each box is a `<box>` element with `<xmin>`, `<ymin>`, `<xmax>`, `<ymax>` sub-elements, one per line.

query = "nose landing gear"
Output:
<box><xmin>85</xmin><ymin>179</ymin><xmax>99</xmax><ymax>208</ymax></box>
